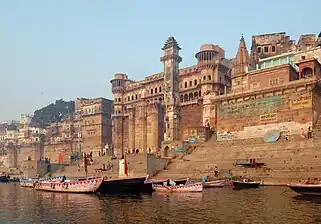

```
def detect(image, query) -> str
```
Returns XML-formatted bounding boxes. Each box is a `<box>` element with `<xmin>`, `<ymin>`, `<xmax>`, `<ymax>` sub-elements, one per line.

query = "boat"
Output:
<box><xmin>98</xmin><ymin>176</ymin><xmax>147</xmax><ymax>194</ymax></box>
<box><xmin>20</xmin><ymin>178</ymin><xmax>38</xmax><ymax>188</ymax></box>
<box><xmin>20</xmin><ymin>175</ymin><xmax>66</xmax><ymax>188</ymax></box>
<box><xmin>203</xmin><ymin>180</ymin><xmax>225</xmax><ymax>188</ymax></box>
<box><xmin>232</xmin><ymin>180</ymin><xmax>260</xmax><ymax>190</ymax></box>
<box><xmin>288</xmin><ymin>184</ymin><xmax>321</xmax><ymax>196</ymax></box>
<box><xmin>34</xmin><ymin>177</ymin><xmax>104</xmax><ymax>193</ymax></box>
<box><xmin>0</xmin><ymin>174</ymin><xmax>9</xmax><ymax>183</ymax></box>
<box><xmin>152</xmin><ymin>182</ymin><xmax>203</xmax><ymax>193</ymax></box>
<box><xmin>142</xmin><ymin>178</ymin><xmax>189</xmax><ymax>193</ymax></box>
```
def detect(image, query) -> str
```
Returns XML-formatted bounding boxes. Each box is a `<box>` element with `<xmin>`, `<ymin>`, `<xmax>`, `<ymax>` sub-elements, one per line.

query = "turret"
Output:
<box><xmin>110</xmin><ymin>73</ymin><xmax>127</xmax><ymax>115</ymax></box>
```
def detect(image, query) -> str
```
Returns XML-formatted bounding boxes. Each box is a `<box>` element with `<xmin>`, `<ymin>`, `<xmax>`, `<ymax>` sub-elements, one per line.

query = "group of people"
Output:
<box><xmin>303</xmin><ymin>177</ymin><xmax>321</xmax><ymax>184</ymax></box>
<box><xmin>202</xmin><ymin>167</ymin><xmax>233</xmax><ymax>183</ymax></box>
<box><xmin>300</xmin><ymin>126</ymin><xmax>313</xmax><ymax>139</ymax></box>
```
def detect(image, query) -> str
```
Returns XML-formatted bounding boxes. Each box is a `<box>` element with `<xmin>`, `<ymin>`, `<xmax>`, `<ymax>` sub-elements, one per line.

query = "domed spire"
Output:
<box><xmin>162</xmin><ymin>36</ymin><xmax>181</xmax><ymax>50</ymax></box>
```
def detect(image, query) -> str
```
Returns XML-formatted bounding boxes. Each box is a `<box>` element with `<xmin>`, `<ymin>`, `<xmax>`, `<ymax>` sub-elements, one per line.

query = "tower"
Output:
<box><xmin>231</xmin><ymin>36</ymin><xmax>251</xmax><ymax>92</ymax></box>
<box><xmin>233</xmin><ymin>35</ymin><xmax>250</xmax><ymax>77</ymax></box>
<box><xmin>110</xmin><ymin>73</ymin><xmax>127</xmax><ymax>156</ymax></box>
<box><xmin>160</xmin><ymin>37</ymin><xmax>182</xmax><ymax>141</ymax></box>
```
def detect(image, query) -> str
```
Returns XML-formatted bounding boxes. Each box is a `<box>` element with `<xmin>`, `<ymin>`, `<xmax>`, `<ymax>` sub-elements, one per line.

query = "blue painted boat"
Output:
<box><xmin>0</xmin><ymin>175</ymin><xmax>9</xmax><ymax>183</ymax></box>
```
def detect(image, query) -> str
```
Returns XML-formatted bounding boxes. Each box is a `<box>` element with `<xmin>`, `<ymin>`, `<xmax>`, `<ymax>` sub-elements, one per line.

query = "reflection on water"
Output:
<box><xmin>1</xmin><ymin>184</ymin><xmax>321</xmax><ymax>223</ymax></box>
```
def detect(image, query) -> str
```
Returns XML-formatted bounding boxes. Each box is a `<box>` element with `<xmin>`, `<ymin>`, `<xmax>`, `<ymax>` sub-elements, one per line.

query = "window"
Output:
<box><xmin>194</xmin><ymin>80</ymin><xmax>197</xmax><ymax>86</ymax></box>
<box><xmin>155</xmin><ymin>88</ymin><xmax>157</xmax><ymax>93</ymax></box>
<box><xmin>203</xmin><ymin>76</ymin><xmax>206</xmax><ymax>80</ymax></box>
<box><xmin>131</xmin><ymin>95</ymin><xmax>134</xmax><ymax>100</ymax></box>
<box><xmin>128</xmin><ymin>96</ymin><xmax>130</xmax><ymax>101</ymax></box>
<box><xmin>189</xmin><ymin>81</ymin><xmax>192</xmax><ymax>87</ymax></box>
<box><xmin>135</xmin><ymin>95</ymin><xmax>138</xmax><ymax>99</ymax></box>
<box><xmin>151</xmin><ymin>89</ymin><xmax>153</xmax><ymax>94</ymax></box>
<box><xmin>264</xmin><ymin>46</ymin><xmax>269</xmax><ymax>53</ymax></box>
<box><xmin>159</xmin><ymin>86</ymin><xmax>162</xmax><ymax>92</ymax></box>
<box><xmin>301</xmin><ymin>55</ymin><xmax>306</xmax><ymax>60</ymax></box>
<box><xmin>272</xmin><ymin>46</ymin><xmax>276</xmax><ymax>52</ymax></box>
<box><xmin>208</xmin><ymin>75</ymin><xmax>212</xmax><ymax>80</ymax></box>
<box><xmin>184</xmin><ymin>82</ymin><xmax>187</xmax><ymax>88</ymax></box>
<box><xmin>257</xmin><ymin>47</ymin><xmax>261</xmax><ymax>53</ymax></box>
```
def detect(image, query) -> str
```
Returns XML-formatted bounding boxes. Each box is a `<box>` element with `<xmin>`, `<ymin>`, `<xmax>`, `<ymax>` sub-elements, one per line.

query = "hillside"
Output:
<box><xmin>31</xmin><ymin>99</ymin><xmax>75</xmax><ymax>126</ymax></box>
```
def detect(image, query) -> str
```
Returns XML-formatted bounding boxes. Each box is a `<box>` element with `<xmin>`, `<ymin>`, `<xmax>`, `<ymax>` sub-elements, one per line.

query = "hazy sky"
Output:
<box><xmin>0</xmin><ymin>0</ymin><xmax>319</xmax><ymax>120</ymax></box>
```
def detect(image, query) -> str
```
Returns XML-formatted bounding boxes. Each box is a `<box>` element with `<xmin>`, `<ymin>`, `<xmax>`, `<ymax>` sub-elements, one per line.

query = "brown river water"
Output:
<box><xmin>1</xmin><ymin>183</ymin><xmax>321</xmax><ymax>224</ymax></box>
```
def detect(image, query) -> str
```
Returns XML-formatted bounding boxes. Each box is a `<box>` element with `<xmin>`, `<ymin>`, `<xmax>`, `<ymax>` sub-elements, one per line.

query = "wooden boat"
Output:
<box><xmin>34</xmin><ymin>177</ymin><xmax>104</xmax><ymax>193</ymax></box>
<box><xmin>232</xmin><ymin>180</ymin><xmax>260</xmax><ymax>190</ymax></box>
<box><xmin>203</xmin><ymin>180</ymin><xmax>225</xmax><ymax>188</ymax></box>
<box><xmin>143</xmin><ymin>178</ymin><xmax>189</xmax><ymax>193</ymax></box>
<box><xmin>99</xmin><ymin>176</ymin><xmax>147</xmax><ymax>194</ymax></box>
<box><xmin>152</xmin><ymin>182</ymin><xmax>203</xmax><ymax>193</ymax></box>
<box><xmin>20</xmin><ymin>176</ymin><xmax>66</xmax><ymax>188</ymax></box>
<box><xmin>288</xmin><ymin>184</ymin><xmax>321</xmax><ymax>196</ymax></box>
<box><xmin>0</xmin><ymin>174</ymin><xmax>9</xmax><ymax>183</ymax></box>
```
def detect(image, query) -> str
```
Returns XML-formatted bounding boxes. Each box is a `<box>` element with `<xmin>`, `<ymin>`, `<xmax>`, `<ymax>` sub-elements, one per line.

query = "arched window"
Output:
<box><xmin>194</xmin><ymin>80</ymin><xmax>197</xmax><ymax>86</ymax></box>
<box><xmin>301</xmin><ymin>67</ymin><xmax>313</xmax><ymax>78</ymax></box>
<box><xmin>194</xmin><ymin>92</ymin><xmax>199</xmax><ymax>99</ymax></box>
<box><xmin>127</xmin><ymin>96</ymin><xmax>130</xmax><ymax>101</ymax></box>
<box><xmin>199</xmin><ymin>91</ymin><xmax>201</xmax><ymax>96</ymax></box>
<box><xmin>155</xmin><ymin>88</ymin><xmax>157</xmax><ymax>93</ymax></box>
<box><xmin>203</xmin><ymin>76</ymin><xmax>206</xmax><ymax>80</ymax></box>
<box><xmin>185</xmin><ymin>82</ymin><xmax>187</xmax><ymax>88</ymax></box>
<box><xmin>189</xmin><ymin>81</ymin><xmax>192</xmax><ymax>87</ymax></box>
<box><xmin>118</xmin><ymin>98</ymin><xmax>121</xmax><ymax>102</ymax></box>
<box><xmin>115</xmin><ymin>98</ymin><xmax>117</xmax><ymax>102</ymax></box>
<box><xmin>180</xmin><ymin>95</ymin><xmax>183</xmax><ymax>102</ymax></box>
<box><xmin>159</xmin><ymin>86</ymin><xmax>162</xmax><ymax>92</ymax></box>
<box><xmin>208</xmin><ymin>75</ymin><xmax>212</xmax><ymax>80</ymax></box>
<box><xmin>184</xmin><ymin>94</ymin><xmax>188</xmax><ymax>102</ymax></box>
<box><xmin>135</xmin><ymin>95</ymin><xmax>138</xmax><ymax>99</ymax></box>
<box><xmin>131</xmin><ymin>95</ymin><xmax>134</xmax><ymax>100</ymax></box>
<box><xmin>151</xmin><ymin>89</ymin><xmax>153</xmax><ymax>94</ymax></box>
<box><xmin>189</xmin><ymin>93</ymin><xmax>194</xmax><ymax>101</ymax></box>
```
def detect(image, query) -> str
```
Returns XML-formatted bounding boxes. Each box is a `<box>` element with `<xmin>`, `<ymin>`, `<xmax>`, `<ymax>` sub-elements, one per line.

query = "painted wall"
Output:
<box><xmin>216</xmin><ymin>90</ymin><xmax>312</xmax><ymax>140</ymax></box>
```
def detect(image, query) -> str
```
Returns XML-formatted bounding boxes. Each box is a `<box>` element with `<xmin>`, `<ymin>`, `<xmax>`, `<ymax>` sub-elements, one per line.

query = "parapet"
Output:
<box><xmin>114</xmin><ymin>73</ymin><xmax>128</xmax><ymax>80</ymax></box>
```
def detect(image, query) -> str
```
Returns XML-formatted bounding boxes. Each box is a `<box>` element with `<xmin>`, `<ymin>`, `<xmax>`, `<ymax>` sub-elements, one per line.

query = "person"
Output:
<box><xmin>214</xmin><ymin>166</ymin><xmax>219</xmax><ymax>177</ymax></box>
<box><xmin>300</xmin><ymin>128</ymin><xmax>306</xmax><ymax>138</ymax></box>
<box><xmin>202</xmin><ymin>176</ymin><xmax>207</xmax><ymax>183</ymax></box>
<box><xmin>305</xmin><ymin>178</ymin><xmax>311</xmax><ymax>184</ymax></box>
<box><xmin>308</xmin><ymin>126</ymin><xmax>312</xmax><ymax>139</ymax></box>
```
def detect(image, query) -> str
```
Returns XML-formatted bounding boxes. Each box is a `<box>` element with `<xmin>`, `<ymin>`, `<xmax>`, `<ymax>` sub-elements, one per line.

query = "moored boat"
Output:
<box><xmin>34</xmin><ymin>177</ymin><xmax>104</xmax><ymax>193</ymax></box>
<box><xmin>99</xmin><ymin>176</ymin><xmax>147</xmax><ymax>194</ymax></box>
<box><xmin>20</xmin><ymin>175</ymin><xmax>66</xmax><ymax>188</ymax></box>
<box><xmin>0</xmin><ymin>175</ymin><xmax>9</xmax><ymax>183</ymax></box>
<box><xmin>288</xmin><ymin>184</ymin><xmax>321</xmax><ymax>196</ymax></box>
<box><xmin>143</xmin><ymin>178</ymin><xmax>189</xmax><ymax>193</ymax></box>
<box><xmin>232</xmin><ymin>180</ymin><xmax>260</xmax><ymax>190</ymax></box>
<box><xmin>152</xmin><ymin>182</ymin><xmax>203</xmax><ymax>193</ymax></box>
<box><xmin>203</xmin><ymin>180</ymin><xmax>225</xmax><ymax>188</ymax></box>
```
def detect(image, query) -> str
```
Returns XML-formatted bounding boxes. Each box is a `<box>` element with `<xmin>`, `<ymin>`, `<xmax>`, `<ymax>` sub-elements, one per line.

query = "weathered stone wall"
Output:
<box><xmin>217</xmin><ymin>89</ymin><xmax>312</xmax><ymax>140</ymax></box>
<box><xmin>179</xmin><ymin>103</ymin><xmax>203</xmax><ymax>140</ymax></box>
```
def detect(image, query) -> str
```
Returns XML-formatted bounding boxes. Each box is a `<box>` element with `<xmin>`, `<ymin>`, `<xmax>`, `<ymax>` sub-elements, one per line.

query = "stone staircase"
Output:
<box><xmin>155</xmin><ymin>135</ymin><xmax>321</xmax><ymax>184</ymax></box>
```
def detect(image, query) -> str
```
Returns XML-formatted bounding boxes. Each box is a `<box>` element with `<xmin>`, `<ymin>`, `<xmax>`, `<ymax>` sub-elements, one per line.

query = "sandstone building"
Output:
<box><xmin>111</xmin><ymin>31</ymin><xmax>321</xmax><ymax>157</ymax></box>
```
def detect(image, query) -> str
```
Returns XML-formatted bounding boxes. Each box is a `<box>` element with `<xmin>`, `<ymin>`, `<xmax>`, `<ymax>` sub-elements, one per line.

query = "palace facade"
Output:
<box><xmin>111</xmin><ymin>32</ymin><xmax>321</xmax><ymax>157</ymax></box>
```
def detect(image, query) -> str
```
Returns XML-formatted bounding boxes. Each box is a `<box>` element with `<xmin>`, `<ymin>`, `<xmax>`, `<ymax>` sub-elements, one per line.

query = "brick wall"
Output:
<box><xmin>179</xmin><ymin>103</ymin><xmax>203</xmax><ymax>140</ymax></box>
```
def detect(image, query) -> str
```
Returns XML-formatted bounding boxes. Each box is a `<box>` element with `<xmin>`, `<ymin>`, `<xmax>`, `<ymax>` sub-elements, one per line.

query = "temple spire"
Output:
<box><xmin>233</xmin><ymin>35</ymin><xmax>250</xmax><ymax>77</ymax></box>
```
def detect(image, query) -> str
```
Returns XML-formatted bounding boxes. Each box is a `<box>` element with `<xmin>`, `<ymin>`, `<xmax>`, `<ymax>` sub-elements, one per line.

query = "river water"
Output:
<box><xmin>1</xmin><ymin>183</ymin><xmax>321</xmax><ymax>224</ymax></box>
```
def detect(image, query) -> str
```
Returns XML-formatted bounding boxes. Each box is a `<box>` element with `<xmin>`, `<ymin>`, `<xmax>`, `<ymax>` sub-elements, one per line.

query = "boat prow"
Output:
<box><xmin>288</xmin><ymin>184</ymin><xmax>321</xmax><ymax>196</ymax></box>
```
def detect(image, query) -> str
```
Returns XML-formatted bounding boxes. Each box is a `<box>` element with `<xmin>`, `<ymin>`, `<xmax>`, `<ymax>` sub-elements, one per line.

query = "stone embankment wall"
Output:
<box><xmin>216</xmin><ymin>89</ymin><xmax>312</xmax><ymax>141</ymax></box>
<box><xmin>155</xmin><ymin>136</ymin><xmax>321</xmax><ymax>185</ymax></box>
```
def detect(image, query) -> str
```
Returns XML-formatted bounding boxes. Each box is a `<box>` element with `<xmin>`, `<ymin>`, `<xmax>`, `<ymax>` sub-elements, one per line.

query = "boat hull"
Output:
<box><xmin>143</xmin><ymin>179</ymin><xmax>189</xmax><ymax>193</ymax></box>
<box><xmin>152</xmin><ymin>183</ymin><xmax>203</xmax><ymax>193</ymax></box>
<box><xmin>98</xmin><ymin>177</ymin><xmax>147</xmax><ymax>194</ymax></box>
<box><xmin>34</xmin><ymin>177</ymin><xmax>103</xmax><ymax>193</ymax></box>
<box><xmin>0</xmin><ymin>175</ymin><xmax>9</xmax><ymax>183</ymax></box>
<box><xmin>288</xmin><ymin>184</ymin><xmax>321</xmax><ymax>196</ymax></box>
<box><xmin>232</xmin><ymin>181</ymin><xmax>260</xmax><ymax>190</ymax></box>
<box><xmin>203</xmin><ymin>180</ymin><xmax>225</xmax><ymax>188</ymax></box>
<box><xmin>20</xmin><ymin>176</ymin><xmax>65</xmax><ymax>188</ymax></box>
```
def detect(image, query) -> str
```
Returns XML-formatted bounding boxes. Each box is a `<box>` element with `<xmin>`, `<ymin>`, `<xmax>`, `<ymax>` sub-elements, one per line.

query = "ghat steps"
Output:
<box><xmin>155</xmin><ymin>136</ymin><xmax>321</xmax><ymax>184</ymax></box>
